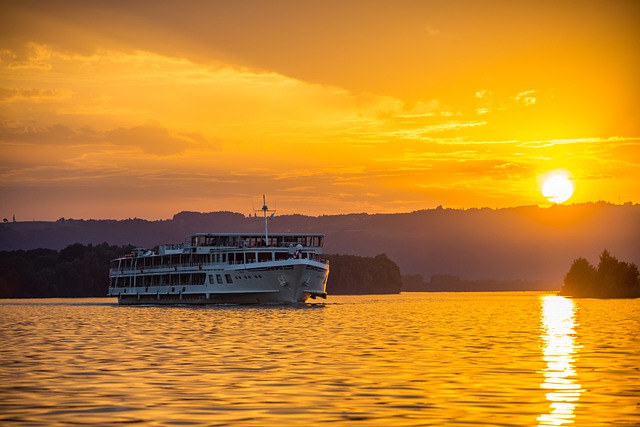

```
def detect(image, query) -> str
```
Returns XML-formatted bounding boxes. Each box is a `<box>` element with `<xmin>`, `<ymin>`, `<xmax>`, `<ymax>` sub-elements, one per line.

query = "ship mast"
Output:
<box><xmin>255</xmin><ymin>195</ymin><xmax>276</xmax><ymax>246</ymax></box>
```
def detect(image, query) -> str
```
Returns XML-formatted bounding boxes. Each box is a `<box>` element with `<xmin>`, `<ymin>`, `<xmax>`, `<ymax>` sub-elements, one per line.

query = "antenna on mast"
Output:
<box><xmin>254</xmin><ymin>195</ymin><xmax>276</xmax><ymax>246</ymax></box>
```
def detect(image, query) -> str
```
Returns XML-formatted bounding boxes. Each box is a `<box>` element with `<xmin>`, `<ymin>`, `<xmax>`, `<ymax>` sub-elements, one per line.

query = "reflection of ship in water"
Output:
<box><xmin>537</xmin><ymin>295</ymin><xmax>583</xmax><ymax>426</ymax></box>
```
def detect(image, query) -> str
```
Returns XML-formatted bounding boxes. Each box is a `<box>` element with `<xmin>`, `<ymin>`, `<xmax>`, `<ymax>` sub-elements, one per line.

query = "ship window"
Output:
<box><xmin>275</xmin><ymin>252</ymin><xmax>288</xmax><ymax>261</ymax></box>
<box><xmin>258</xmin><ymin>252</ymin><xmax>271</xmax><ymax>262</ymax></box>
<box><xmin>225</xmin><ymin>274</ymin><xmax>233</xmax><ymax>284</ymax></box>
<box><xmin>209</xmin><ymin>274</ymin><xmax>214</xmax><ymax>284</ymax></box>
<box><xmin>216</xmin><ymin>274</ymin><xmax>223</xmax><ymax>284</ymax></box>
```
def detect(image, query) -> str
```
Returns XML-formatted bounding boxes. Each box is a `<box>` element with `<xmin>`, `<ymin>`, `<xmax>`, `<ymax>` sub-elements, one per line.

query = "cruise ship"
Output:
<box><xmin>108</xmin><ymin>198</ymin><xmax>329</xmax><ymax>305</ymax></box>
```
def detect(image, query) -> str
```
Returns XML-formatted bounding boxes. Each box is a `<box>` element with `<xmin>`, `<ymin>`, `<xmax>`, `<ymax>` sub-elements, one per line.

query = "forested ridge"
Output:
<box><xmin>2</xmin><ymin>202</ymin><xmax>638</xmax><ymax>285</ymax></box>
<box><xmin>0</xmin><ymin>244</ymin><xmax>403</xmax><ymax>298</ymax></box>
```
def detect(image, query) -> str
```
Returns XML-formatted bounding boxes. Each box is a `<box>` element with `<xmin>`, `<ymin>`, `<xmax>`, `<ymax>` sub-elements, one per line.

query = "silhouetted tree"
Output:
<box><xmin>595</xmin><ymin>250</ymin><xmax>640</xmax><ymax>298</ymax></box>
<box><xmin>561</xmin><ymin>249</ymin><xmax>640</xmax><ymax>298</ymax></box>
<box><xmin>562</xmin><ymin>257</ymin><xmax>596</xmax><ymax>296</ymax></box>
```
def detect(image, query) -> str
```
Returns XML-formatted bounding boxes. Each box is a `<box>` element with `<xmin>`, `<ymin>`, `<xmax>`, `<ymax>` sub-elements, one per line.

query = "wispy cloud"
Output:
<box><xmin>0</xmin><ymin>43</ymin><xmax>53</xmax><ymax>70</ymax></box>
<box><xmin>106</xmin><ymin>121</ymin><xmax>218</xmax><ymax>156</ymax></box>
<box><xmin>0</xmin><ymin>87</ymin><xmax>68</xmax><ymax>103</ymax></box>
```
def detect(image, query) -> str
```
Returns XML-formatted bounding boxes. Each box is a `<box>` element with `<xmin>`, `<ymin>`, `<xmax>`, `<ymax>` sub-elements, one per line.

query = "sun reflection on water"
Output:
<box><xmin>538</xmin><ymin>295</ymin><xmax>582</xmax><ymax>426</ymax></box>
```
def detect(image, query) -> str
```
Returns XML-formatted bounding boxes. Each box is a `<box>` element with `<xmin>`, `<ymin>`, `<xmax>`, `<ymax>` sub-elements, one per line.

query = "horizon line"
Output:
<box><xmin>3</xmin><ymin>200</ymin><xmax>637</xmax><ymax>223</ymax></box>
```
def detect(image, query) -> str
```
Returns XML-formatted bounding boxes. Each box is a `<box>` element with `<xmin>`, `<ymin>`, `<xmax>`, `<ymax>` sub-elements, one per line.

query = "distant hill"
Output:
<box><xmin>1</xmin><ymin>202</ymin><xmax>638</xmax><ymax>287</ymax></box>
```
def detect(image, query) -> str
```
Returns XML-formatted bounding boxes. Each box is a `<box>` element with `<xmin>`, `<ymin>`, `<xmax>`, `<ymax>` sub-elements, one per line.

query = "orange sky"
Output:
<box><xmin>1</xmin><ymin>0</ymin><xmax>639</xmax><ymax>220</ymax></box>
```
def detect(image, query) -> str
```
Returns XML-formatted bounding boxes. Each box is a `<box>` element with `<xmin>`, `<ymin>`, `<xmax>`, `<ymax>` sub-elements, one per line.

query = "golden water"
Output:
<box><xmin>1</xmin><ymin>293</ymin><xmax>638</xmax><ymax>426</ymax></box>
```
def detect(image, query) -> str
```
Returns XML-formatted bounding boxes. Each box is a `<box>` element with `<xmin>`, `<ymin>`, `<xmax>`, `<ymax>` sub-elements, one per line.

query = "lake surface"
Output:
<box><xmin>1</xmin><ymin>292</ymin><xmax>638</xmax><ymax>426</ymax></box>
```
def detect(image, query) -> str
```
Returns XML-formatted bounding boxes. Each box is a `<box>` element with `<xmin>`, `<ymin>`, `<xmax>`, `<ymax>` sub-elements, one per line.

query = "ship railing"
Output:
<box><xmin>110</xmin><ymin>254</ymin><xmax>328</xmax><ymax>275</ymax></box>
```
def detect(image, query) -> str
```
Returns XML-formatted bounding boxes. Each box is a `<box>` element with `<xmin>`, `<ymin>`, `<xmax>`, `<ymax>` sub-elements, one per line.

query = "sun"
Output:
<box><xmin>542</xmin><ymin>173</ymin><xmax>574</xmax><ymax>203</ymax></box>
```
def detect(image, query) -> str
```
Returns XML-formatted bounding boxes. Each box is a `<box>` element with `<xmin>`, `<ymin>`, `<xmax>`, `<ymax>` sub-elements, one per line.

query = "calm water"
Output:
<box><xmin>1</xmin><ymin>293</ymin><xmax>638</xmax><ymax>426</ymax></box>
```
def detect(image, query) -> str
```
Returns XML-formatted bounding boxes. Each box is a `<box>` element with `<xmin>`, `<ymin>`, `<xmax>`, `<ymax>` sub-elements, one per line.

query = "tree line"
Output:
<box><xmin>324</xmin><ymin>253</ymin><xmax>403</xmax><ymax>295</ymax></box>
<box><xmin>401</xmin><ymin>273</ymin><xmax>554</xmax><ymax>292</ymax></box>
<box><xmin>0</xmin><ymin>244</ymin><xmax>404</xmax><ymax>298</ymax></box>
<box><xmin>0</xmin><ymin>243</ymin><xmax>134</xmax><ymax>298</ymax></box>
<box><xmin>560</xmin><ymin>249</ymin><xmax>640</xmax><ymax>298</ymax></box>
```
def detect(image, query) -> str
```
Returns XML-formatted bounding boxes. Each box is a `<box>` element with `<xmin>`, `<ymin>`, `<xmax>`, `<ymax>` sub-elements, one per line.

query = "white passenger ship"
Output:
<box><xmin>108</xmin><ymin>198</ymin><xmax>329</xmax><ymax>305</ymax></box>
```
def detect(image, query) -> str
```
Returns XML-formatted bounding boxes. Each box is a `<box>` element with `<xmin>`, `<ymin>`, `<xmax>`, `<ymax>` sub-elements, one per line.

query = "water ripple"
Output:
<box><xmin>1</xmin><ymin>293</ymin><xmax>638</xmax><ymax>426</ymax></box>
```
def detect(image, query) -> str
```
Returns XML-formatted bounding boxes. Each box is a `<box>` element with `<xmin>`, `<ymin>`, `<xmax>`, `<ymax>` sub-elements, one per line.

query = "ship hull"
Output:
<box><xmin>109</xmin><ymin>259</ymin><xmax>328</xmax><ymax>305</ymax></box>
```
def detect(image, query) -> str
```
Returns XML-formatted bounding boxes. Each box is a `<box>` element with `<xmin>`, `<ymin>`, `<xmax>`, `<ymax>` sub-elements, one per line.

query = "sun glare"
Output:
<box><xmin>542</xmin><ymin>173</ymin><xmax>574</xmax><ymax>204</ymax></box>
<box><xmin>538</xmin><ymin>295</ymin><xmax>582</xmax><ymax>426</ymax></box>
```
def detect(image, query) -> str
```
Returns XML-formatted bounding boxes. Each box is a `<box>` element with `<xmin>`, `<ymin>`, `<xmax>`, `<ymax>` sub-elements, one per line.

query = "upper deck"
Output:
<box><xmin>153</xmin><ymin>233</ymin><xmax>325</xmax><ymax>256</ymax></box>
<box><xmin>115</xmin><ymin>232</ymin><xmax>326</xmax><ymax>267</ymax></box>
<box><xmin>188</xmin><ymin>233</ymin><xmax>324</xmax><ymax>250</ymax></box>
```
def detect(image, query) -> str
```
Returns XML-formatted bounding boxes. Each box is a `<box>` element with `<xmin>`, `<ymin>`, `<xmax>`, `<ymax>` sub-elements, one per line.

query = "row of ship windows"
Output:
<box><xmin>114</xmin><ymin>251</ymin><xmax>305</xmax><ymax>269</ymax></box>
<box><xmin>191</xmin><ymin>235</ymin><xmax>323</xmax><ymax>248</ymax></box>
<box><xmin>111</xmin><ymin>273</ymin><xmax>266</xmax><ymax>287</ymax></box>
<box><xmin>211</xmin><ymin>274</ymin><xmax>264</xmax><ymax>283</ymax></box>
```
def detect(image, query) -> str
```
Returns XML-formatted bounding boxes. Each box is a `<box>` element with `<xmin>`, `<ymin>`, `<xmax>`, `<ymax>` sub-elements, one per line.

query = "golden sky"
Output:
<box><xmin>1</xmin><ymin>0</ymin><xmax>639</xmax><ymax>220</ymax></box>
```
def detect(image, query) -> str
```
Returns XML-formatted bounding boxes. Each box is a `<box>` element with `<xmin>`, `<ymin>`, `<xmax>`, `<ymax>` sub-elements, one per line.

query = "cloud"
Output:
<box><xmin>4</xmin><ymin>2</ymin><xmax>637</xmax><ymax>104</ymax></box>
<box><xmin>0</xmin><ymin>43</ymin><xmax>53</xmax><ymax>70</ymax></box>
<box><xmin>424</xmin><ymin>25</ymin><xmax>441</xmax><ymax>36</ymax></box>
<box><xmin>0</xmin><ymin>87</ymin><xmax>67</xmax><ymax>103</ymax></box>
<box><xmin>106</xmin><ymin>121</ymin><xmax>221</xmax><ymax>156</ymax></box>
<box><xmin>4</xmin><ymin>2</ymin><xmax>639</xmax><ymax>136</ymax></box>
<box><xmin>0</xmin><ymin>120</ymin><xmax>220</xmax><ymax>157</ymax></box>
<box><xmin>0</xmin><ymin>123</ymin><xmax>98</xmax><ymax>145</ymax></box>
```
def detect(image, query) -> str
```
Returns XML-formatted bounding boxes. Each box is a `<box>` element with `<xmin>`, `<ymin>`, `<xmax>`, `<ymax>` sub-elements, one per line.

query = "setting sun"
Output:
<box><xmin>542</xmin><ymin>173</ymin><xmax>574</xmax><ymax>204</ymax></box>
